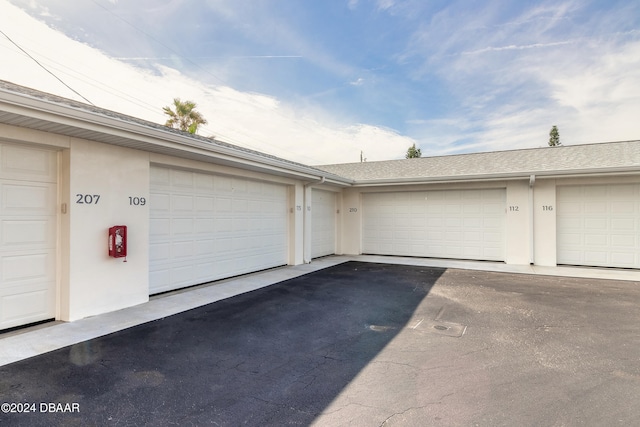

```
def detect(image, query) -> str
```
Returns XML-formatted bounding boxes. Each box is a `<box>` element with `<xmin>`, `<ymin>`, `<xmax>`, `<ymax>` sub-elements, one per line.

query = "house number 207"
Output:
<box><xmin>76</xmin><ymin>194</ymin><xmax>100</xmax><ymax>204</ymax></box>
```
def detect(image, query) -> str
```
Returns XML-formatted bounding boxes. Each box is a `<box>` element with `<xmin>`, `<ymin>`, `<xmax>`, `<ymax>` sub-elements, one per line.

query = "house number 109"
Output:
<box><xmin>129</xmin><ymin>197</ymin><xmax>146</xmax><ymax>206</ymax></box>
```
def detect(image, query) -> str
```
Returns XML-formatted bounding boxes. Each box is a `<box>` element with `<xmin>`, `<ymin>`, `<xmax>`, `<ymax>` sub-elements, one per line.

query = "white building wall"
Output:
<box><xmin>340</xmin><ymin>188</ymin><xmax>362</xmax><ymax>256</ymax></box>
<box><xmin>289</xmin><ymin>183</ymin><xmax>304</xmax><ymax>265</ymax></box>
<box><xmin>505</xmin><ymin>180</ymin><xmax>531</xmax><ymax>265</ymax></box>
<box><xmin>533</xmin><ymin>179</ymin><xmax>557</xmax><ymax>266</ymax></box>
<box><xmin>62</xmin><ymin>138</ymin><xmax>150</xmax><ymax>321</ymax></box>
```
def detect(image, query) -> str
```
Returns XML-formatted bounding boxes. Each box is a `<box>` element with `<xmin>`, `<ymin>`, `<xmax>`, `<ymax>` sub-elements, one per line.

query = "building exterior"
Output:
<box><xmin>0</xmin><ymin>80</ymin><xmax>638</xmax><ymax>330</ymax></box>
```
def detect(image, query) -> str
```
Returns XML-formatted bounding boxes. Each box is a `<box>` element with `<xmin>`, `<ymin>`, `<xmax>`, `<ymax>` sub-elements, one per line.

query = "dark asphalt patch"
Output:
<box><xmin>0</xmin><ymin>261</ymin><xmax>444</xmax><ymax>426</ymax></box>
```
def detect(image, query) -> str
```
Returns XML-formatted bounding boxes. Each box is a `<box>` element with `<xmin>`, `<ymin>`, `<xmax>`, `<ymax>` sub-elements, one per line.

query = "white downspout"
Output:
<box><xmin>303</xmin><ymin>176</ymin><xmax>325</xmax><ymax>263</ymax></box>
<box><xmin>529</xmin><ymin>174</ymin><xmax>535</xmax><ymax>265</ymax></box>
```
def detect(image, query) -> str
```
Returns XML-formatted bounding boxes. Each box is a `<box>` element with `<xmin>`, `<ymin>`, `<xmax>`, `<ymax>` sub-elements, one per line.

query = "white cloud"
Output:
<box><xmin>377</xmin><ymin>0</ymin><xmax>395</xmax><ymax>11</ymax></box>
<box><xmin>0</xmin><ymin>1</ymin><xmax>414</xmax><ymax>165</ymax></box>
<box><xmin>461</xmin><ymin>40</ymin><xmax>576</xmax><ymax>55</ymax></box>
<box><xmin>399</xmin><ymin>1</ymin><xmax>640</xmax><ymax>153</ymax></box>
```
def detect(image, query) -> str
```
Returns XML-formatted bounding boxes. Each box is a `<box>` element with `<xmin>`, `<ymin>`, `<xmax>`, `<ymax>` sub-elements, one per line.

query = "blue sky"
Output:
<box><xmin>1</xmin><ymin>0</ymin><xmax>640</xmax><ymax>164</ymax></box>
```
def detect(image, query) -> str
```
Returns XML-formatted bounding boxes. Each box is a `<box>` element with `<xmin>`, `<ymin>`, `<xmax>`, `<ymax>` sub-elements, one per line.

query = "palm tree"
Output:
<box><xmin>163</xmin><ymin>98</ymin><xmax>208</xmax><ymax>134</ymax></box>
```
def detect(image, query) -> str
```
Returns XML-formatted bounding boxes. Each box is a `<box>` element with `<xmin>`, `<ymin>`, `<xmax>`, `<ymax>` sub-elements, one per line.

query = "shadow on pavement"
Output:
<box><xmin>0</xmin><ymin>261</ymin><xmax>444</xmax><ymax>426</ymax></box>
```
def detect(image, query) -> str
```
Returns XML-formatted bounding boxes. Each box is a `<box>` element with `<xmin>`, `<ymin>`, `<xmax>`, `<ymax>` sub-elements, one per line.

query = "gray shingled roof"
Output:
<box><xmin>316</xmin><ymin>141</ymin><xmax>640</xmax><ymax>182</ymax></box>
<box><xmin>2</xmin><ymin>80</ymin><xmax>638</xmax><ymax>185</ymax></box>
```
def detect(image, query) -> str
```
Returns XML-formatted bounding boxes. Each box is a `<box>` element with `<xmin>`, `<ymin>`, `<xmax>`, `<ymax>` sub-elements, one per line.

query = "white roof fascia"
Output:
<box><xmin>350</xmin><ymin>166</ymin><xmax>640</xmax><ymax>187</ymax></box>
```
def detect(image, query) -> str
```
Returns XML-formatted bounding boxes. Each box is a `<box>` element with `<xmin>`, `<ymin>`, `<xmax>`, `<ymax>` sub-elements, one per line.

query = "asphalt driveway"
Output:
<box><xmin>1</xmin><ymin>261</ymin><xmax>639</xmax><ymax>426</ymax></box>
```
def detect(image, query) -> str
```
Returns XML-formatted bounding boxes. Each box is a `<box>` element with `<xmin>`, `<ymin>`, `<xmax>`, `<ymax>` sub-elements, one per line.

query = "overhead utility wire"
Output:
<box><xmin>88</xmin><ymin>1</ymin><xmax>320</xmax><ymax>163</ymax></box>
<box><xmin>0</xmin><ymin>29</ymin><xmax>94</xmax><ymax>105</ymax></box>
<box><xmin>90</xmin><ymin>0</ymin><xmax>228</xmax><ymax>86</ymax></box>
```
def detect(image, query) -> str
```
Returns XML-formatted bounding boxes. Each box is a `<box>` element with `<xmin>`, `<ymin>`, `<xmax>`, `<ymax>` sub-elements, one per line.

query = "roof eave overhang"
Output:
<box><xmin>349</xmin><ymin>167</ymin><xmax>640</xmax><ymax>187</ymax></box>
<box><xmin>0</xmin><ymin>89</ymin><xmax>354</xmax><ymax>186</ymax></box>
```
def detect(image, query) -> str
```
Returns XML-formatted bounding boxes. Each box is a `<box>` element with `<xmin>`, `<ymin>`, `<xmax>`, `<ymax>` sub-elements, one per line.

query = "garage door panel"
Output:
<box><xmin>465</xmin><ymin>231</ymin><xmax>481</xmax><ymax>241</ymax></box>
<box><xmin>150</xmin><ymin>166</ymin><xmax>288</xmax><ymax>294</ymax></box>
<box><xmin>151</xmin><ymin>193</ymin><xmax>170</xmax><ymax>212</ymax></box>
<box><xmin>611</xmin><ymin>218</ymin><xmax>634</xmax><ymax>230</ymax></box>
<box><xmin>0</xmin><ymin>144</ymin><xmax>57</xmax><ymax>329</ymax></box>
<box><xmin>150</xmin><ymin>218</ymin><xmax>170</xmax><ymax>237</ymax></box>
<box><xmin>483</xmin><ymin>232</ymin><xmax>503</xmax><ymax>243</ymax></box>
<box><xmin>195</xmin><ymin>218</ymin><xmax>214</xmax><ymax>233</ymax></box>
<box><xmin>173</xmin><ymin>194</ymin><xmax>194</xmax><ymax>211</ymax></box>
<box><xmin>196</xmin><ymin>196</ymin><xmax>214</xmax><ymax>212</ymax></box>
<box><xmin>558</xmin><ymin>202</ymin><xmax>581</xmax><ymax>214</ymax></box>
<box><xmin>483</xmin><ymin>247</ymin><xmax>503</xmax><ymax>259</ymax></box>
<box><xmin>215</xmin><ymin>197</ymin><xmax>232</xmax><ymax>212</ymax></box>
<box><xmin>611</xmin><ymin>252</ymin><xmax>635</xmax><ymax>264</ymax></box>
<box><xmin>464</xmin><ymin>247</ymin><xmax>481</xmax><ymax>258</ymax></box>
<box><xmin>557</xmin><ymin>184</ymin><xmax>640</xmax><ymax>268</ymax></box>
<box><xmin>557</xmin><ymin>216</ymin><xmax>581</xmax><ymax>230</ymax></box>
<box><xmin>611</xmin><ymin>234</ymin><xmax>634</xmax><ymax>247</ymax></box>
<box><xmin>558</xmin><ymin>232</ymin><xmax>582</xmax><ymax>245</ymax></box>
<box><xmin>585</xmin><ymin>203</ymin><xmax>606</xmax><ymax>214</ymax></box>
<box><xmin>584</xmin><ymin>252</ymin><xmax>607</xmax><ymax>264</ymax></box>
<box><xmin>1</xmin><ymin>288</ymin><xmax>52</xmax><ymax>325</ymax></box>
<box><xmin>172</xmin><ymin>218</ymin><xmax>193</xmax><ymax>235</ymax></box>
<box><xmin>611</xmin><ymin>201</ymin><xmax>635</xmax><ymax>214</ymax></box>
<box><xmin>2</xmin><ymin>183</ymin><xmax>56</xmax><ymax>216</ymax></box>
<box><xmin>311</xmin><ymin>189</ymin><xmax>337</xmax><ymax>258</ymax></box>
<box><xmin>483</xmin><ymin>203</ymin><xmax>504</xmax><ymax>214</ymax></box>
<box><xmin>363</xmin><ymin>189</ymin><xmax>505</xmax><ymax>261</ymax></box>
<box><xmin>1</xmin><ymin>145</ymin><xmax>57</xmax><ymax>183</ymax></box>
<box><xmin>585</xmin><ymin>234</ymin><xmax>607</xmax><ymax>246</ymax></box>
<box><xmin>194</xmin><ymin>239</ymin><xmax>215</xmax><ymax>255</ymax></box>
<box><xmin>171</xmin><ymin>170</ymin><xmax>193</xmax><ymax>188</ymax></box>
<box><xmin>149</xmin><ymin>242</ymin><xmax>170</xmax><ymax>261</ymax></box>
<box><xmin>195</xmin><ymin>173</ymin><xmax>215</xmax><ymax>190</ymax></box>
<box><xmin>2</xmin><ymin>219</ymin><xmax>54</xmax><ymax>248</ymax></box>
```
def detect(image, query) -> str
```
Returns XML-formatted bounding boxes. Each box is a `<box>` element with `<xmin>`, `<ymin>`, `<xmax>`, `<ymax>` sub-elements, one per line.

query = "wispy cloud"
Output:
<box><xmin>0</xmin><ymin>2</ymin><xmax>413</xmax><ymax>164</ymax></box>
<box><xmin>3</xmin><ymin>0</ymin><xmax>640</xmax><ymax>163</ymax></box>
<box><xmin>461</xmin><ymin>40</ymin><xmax>576</xmax><ymax>55</ymax></box>
<box><xmin>113</xmin><ymin>55</ymin><xmax>303</xmax><ymax>60</ymax></box>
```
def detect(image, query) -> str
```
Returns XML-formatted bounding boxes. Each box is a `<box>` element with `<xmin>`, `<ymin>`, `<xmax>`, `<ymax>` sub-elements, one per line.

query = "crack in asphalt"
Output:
<box><xmin>379</xmin><ymin>392</ymin><xmax>456</xmax><ymax>426</ymax></box>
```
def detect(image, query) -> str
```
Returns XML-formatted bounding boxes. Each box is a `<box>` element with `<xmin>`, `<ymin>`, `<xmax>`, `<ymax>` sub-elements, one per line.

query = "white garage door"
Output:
<box><xmin>363</xmin><ymin>188</ymin><xmax>506</xmax><ymax>261</ymax></box>
<box><xmin>311</xmin><ymin>189</ymin><xmax>336</xmax><ymax>258</ymax></box>
<box><xmin>149</xmin><ymin>166</ymin><xmax>289</xmax><ymax>294</ymax></box>
<box><xmin>557</xmin><ymin>184</ymin><xmax>640</xmax><ymax>268</ymax></box>
<box><xmin>0</xmin><ymin>143</ymin><xmax>57</xmax><ymax>330</ymax></box>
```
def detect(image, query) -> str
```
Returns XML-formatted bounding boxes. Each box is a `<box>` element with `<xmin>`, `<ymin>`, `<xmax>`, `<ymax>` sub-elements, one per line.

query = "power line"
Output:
<box><xmin>8</xmin><ymin>1</ymin><xmax>326</xmax><ymax>164</ymax></box>
<box><xmin>0</xmin><ymin>29</ymin><xmax>94</xmax><ymax>105</ymax></box>
<box><xmin>89</xmin><ymin>0</ymin><xmax>229</xmax><ymax>86</ymax></box>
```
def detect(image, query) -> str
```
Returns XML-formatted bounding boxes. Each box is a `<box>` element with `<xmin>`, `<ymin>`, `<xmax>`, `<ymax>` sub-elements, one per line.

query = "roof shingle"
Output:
<box><xmin>316</xmin><ymin>141</ymin><xmax>640</xmax><ymax>182</ymax></box>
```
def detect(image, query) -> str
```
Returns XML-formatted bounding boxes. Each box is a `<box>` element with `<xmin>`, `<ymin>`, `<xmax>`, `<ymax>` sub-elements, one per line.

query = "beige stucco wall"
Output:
<box><xmin>505</xmin><ymin>180</ymin><xmax>531</xmax><ymax>265</ymax></box>
<box><xmin>533</xmin><ymin>179</ymin><xmax>557</xmax><ymax>266</ymax></box>
<box><xmin>62</xmin><ymin>138</ymin><xmax>150</xmax><ymax>321</ymax></box>
<box><xmin>339</xmin><ymin>188</ymin><xmax>362</xmax><ymax>255</ymax></box>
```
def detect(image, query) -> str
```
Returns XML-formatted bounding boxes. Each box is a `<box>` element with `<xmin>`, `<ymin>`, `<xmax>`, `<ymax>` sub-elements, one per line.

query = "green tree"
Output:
<box><xmin>163</xmin><ymin>98</ymin><xmax>208</xmax><ymax>134</ymax></box>
<box><xmin>405</xmin><ymin>143</ymin><xmax>422</xmax><ymax>158</ymax></box>
<box><xmin>548</xmin><ymin>125</ymin><xmax>561</xmax><ymax>146</ymax></box>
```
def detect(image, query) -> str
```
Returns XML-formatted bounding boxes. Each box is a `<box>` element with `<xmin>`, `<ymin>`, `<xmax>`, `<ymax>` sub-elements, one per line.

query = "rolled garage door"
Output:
<box><xmin>363</xmin><ymin>188</ymin><xmax>506</xmax><ymax>261</ymax></box>
<box><xmin>557</xmin><ymin>184</ymin><xmax>640</xmax><ymax>268</ymax></box>
<box><xmin>149</xmin><ymin>166</ymin><xmax>289</xmax><ymax>294</ymax></box>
